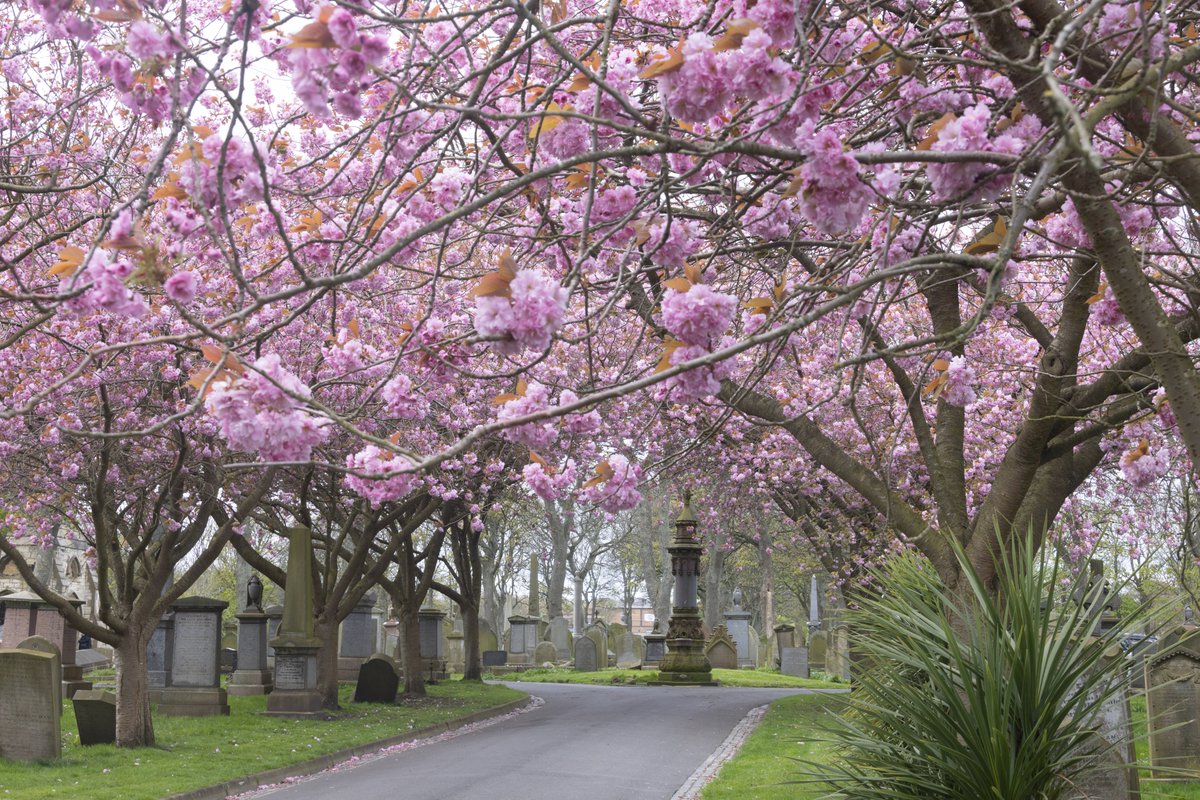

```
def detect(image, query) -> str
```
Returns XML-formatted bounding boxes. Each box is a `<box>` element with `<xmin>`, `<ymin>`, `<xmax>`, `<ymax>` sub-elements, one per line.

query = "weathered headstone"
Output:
<box><xmin>1068</xmin><ymin>646</ymin><xmax>1140</xmax><ymax>798</ymax></box>
<box><xmin>338</xmin><ymin>592</ymin><xmax>378</xmax><ymax>680</ymax></box>
<box><xmin>1147</xmin><ymin>634</ymin><xmax>1200</xmax><ymax>778</ymax></box>
<box><xmin>16</xmin><ymin>636</ymin><xmax>62</xmax><ymax>713</ymax></box>
<box><xmin>773</xmin><ymin>623</ymin><xmax>797</xmax><ymax>669</ymax></box>
<box><xmin>228</xmin><ymin>606</ymin><xmax>273</xmax><ymax>696</ymax></box>
<box><xmin>2</xmin><ymin>593</ymin><xmax>90</xmax><ymax>698</ymax></box>
<box><xmin>584</xmin><ymin>624</ymin><xmax>607</xmax><ymax>670</ymax></box>
<box><xmin>780</xmin><ymin>647</ymin><xmax>809</xmax><ymax>678</ymax></box>
<box><xmin>353</xmin><ymin>653</ymin><xmax>400</xmax><ymax>703</ymax></box>
<box><xmin>722</xmin><ymin>590</ymin><xmax>754</xmax><ymax>669</ymax></box>
<box><xmin>705</xmin><ymin>625</ymin><xmax>738</xmax><ymax>670</ymax></box>
<box><xmin>266</xmin><ymin>526</ymin><xmax>323</xmax><ymax>717</ymax></box>
<box><xmin>549</xmin><ymin>617</ymin><xmax>573</xmax><ymax>661</ymax></box>
<box><xmin>616</xmin><ymin>633</ymin><xmax>641</xmax><ymax>669</ymax></box>
<box><xmin>0</xmin><ymin>647</ymin><xmax>61</xmax><ymax>760</ymax></box>
<box><xmin>479</xmin><ymin>619</ymin><xmax>498</xmax><ymax>654</ymax></box>
<box><xmin>482</xmin><ymin>650</ymin><xmax>507</xmax><ymax>667</ymax></box>
<box><xmin>159</xmin><ymin>596</ymin><xmax>230</xmax><ymax>717</ymax></box>
<box><xmin>809</xmin><ymin>629</ymin><xmax>828</xmax><ymax>673</ymax></box>
<box><xmin>574</xmin><ymin>634</ymin><xmax>599</xmax><ymax>672</ymax></box>
<box><xmin>533</xmin><ymin>641</ymin><xmax>558</xmax><ymax>665</ymax></box>
<box><xmin>446</xmin><ymin>626</ymin><xmax>465</xmax><ymax>674</ymax></box>
<box><xmin>263</xmin><ymin>604</ymin><xmax>283</xmax><ymax>664</ymax></box>
<box><xmin>72</xmin><ymin>689</ymin><xmax>117</xmax><ymax>746</ymax></box>
<box><xmin>829</xmin><ymin>627</ymin><xmax>851</xmax><ymax>681</ymax></box>
<box><xmin>644</xmin><ymin>628</ymin><xmax>667</xmax><ymax>667</ymax></box>
<box><xmin>506</xmin><ymin>614</ymin><xmax>539</xmax><ymax>664</ymax></box>
<box><xmin>147</xmin><ymin>613</ymin><xmax>174</xmax><ymax>702</ymax></box>
<box><xmin>418</xmin><ymin>603</ymin><xmax>448</xmax><ymax>679</ymax></box>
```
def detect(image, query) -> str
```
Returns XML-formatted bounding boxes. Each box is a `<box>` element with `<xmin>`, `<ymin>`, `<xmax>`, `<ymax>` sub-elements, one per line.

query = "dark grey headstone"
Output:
<box><xmin>353</xmin><ymin>654</ymin><xmax>399</xmax><ymax>703</ymax></box>
<box><xmin>220</xmin><ymin>647</ymin><xmax>237</xmax><ymax>674</ymax></box>
<box><xmin>72</xmin><ymin>689</ymin><xmax>116</xmax><ymax>745</ymax></box>
<box><xmin>482</xmin><ymin>650</ymin><xmax>508</xmax><ymax>667</ymax></box>
<box><xmin>574</xmin><ymin>636</ymin><xmax>598</xmax><ymax>672</ymax></box>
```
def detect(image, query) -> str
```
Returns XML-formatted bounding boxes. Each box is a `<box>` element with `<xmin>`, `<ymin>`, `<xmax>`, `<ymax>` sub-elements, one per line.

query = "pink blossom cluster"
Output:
<box><xmin>497</xmin><ymin>382</ymin><xmax>558</xmax><ymax>450</ymax></box>
<box><xmin>381</xmin><ymin>374</ymin><xmax>427</xmax><ymax>420</ymax></box>
<box><xmin>796</xmin><ymin>128</ymin><xmax>870</xmax><ymax>235</ymax></box>
<box><xmin>582</xmin><ymin>453</ymin><xmax>643</xmax><ymax>513</ymax></box>
<box><xmin>661</xmin><ymin>283</ymin><xmax>737</xmax><ymax>347</ymax></box>
<box><xmin>942</xmin><ymin>355</ymin><xmax>977</xmax><ymax>407</ymax></box>
<box><xmin>1121</xmin><ymin>447</ymin><xmax>1166</xmax><ymax>489</ymax></box>
<box><xmin>30</xmin><ymin>0</ymin><xmax>94</xmax><ymax>38</ymax></box>
<box><xmin>64</xmin><ymin>253</ymin><xmax>148</xmax><ymax>318</ymax></box>
<box><xmin>164</xmin><ymin>271</ymin><xmax>199</xmax><ymax>304</ymax></box>
<box><xmin>474</xmin><ymin>269</ymin><xmax>569</xmax><ymax>355</ymax></box>
<box><xmin>288</xmin><ymin>9</ymin><xmax>388</xmax><ymax>119</ymax></box>
<box><xmin>558</xmin><ymin>390</ymin><xmax>602</xmax><ymax>434</ymax></box>
<box><xmin>522</xmin><ymin>459</ymin><xmax>578</xmax><ymax>502</ymax></box>
<box><xmin>1092</xmin><ymin>284</ymin><xmax>1126</xmax><ymax>326</ymax></box>
<box><xmin>205</xmin><ymin>354</ymin><xmax>329</xmax><ymax>462</ymax></box>
<box><xmin>665</xmin><ymin>342</ymin><xmax>735</xmax><ymax>402</ymax></box>
<box><xmin>344</xmin><ymin>445</ymin><xmax>421</xmax><ymax>507</ymax></box>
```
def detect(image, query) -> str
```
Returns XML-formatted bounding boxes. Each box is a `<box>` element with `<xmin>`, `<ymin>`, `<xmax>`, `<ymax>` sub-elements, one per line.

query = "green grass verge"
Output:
<box><xmin>492</xmin><ymin>666</ymin><xmax>841</xmax><ymax>689</ymax></box>
<box><xmin>701</xmin><ymin>693</ymin><xmax>845</xmax><ymax>799</ymax></box>
<box><xmin>0</xmin><ymin>681</ymin><xmax>524</xmax><ymax>800</ymax></box>
<box><xmin>700</xmin><ymin>691</ymin><xmax>1200</xmax><ymax>799</ymax></box>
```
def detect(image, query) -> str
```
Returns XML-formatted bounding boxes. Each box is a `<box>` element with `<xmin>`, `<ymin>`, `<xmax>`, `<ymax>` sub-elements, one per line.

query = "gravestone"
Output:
<box><xmin>267</xmin><ymin>526</ymin><xmax>323</xmax><ymax>717</ymax></box>
<box><xmin>147</xmin><ymin>613</ymin><xmax>174</xmax><ymax>703</ymax></box>
<box><xmin>723</xmin><ymin>590</ymin><xmax>754</xmax><ymax>669</ymax></box>
<box><xmin>829</xmin><ymin>627</ymin><xmax>851</xmax><ymax>681</ymax></box>
<box><xmin>616</xmin><ymin>633</ymin><xmax>641</xmax><ymax>669</ymax></box>
<box><xmin>705</xmin><ymin>625</ymin><xmax>738</xmax><ymax>670</ymax></box>
<box><xmin>228</xmin><ymin>607</ymin><xmax>273</xmax><ymax>696</ymax></box>
<box><xmin>607</xmin><ymin>622</ymin><xmax>627</xmax><ymax>656</ymax></box>
<box><xmin>264</xmin><ymin>604</ymin><xmax>283</xmax><ymax>664</ymax></box>
<box><xmin>574</xmin><ymin>634</ymin><xmax>599</xmax><ymax>672</ymax></box>
<box><xmin>418</xmin><ymin>603</ymin><xmax>448</xmax><ymax>679</ymax></box>
<box><xmin>773</xmin><ymin>623</ymin><xmax>797</xmax><ymax>669</ymax></box>
<box><xmin>16</xmin><ymin>636</ymin><xmax>62</xmax><ymax>713</ymax></box>
<box><xmin>809</xmin><ymin>629</ymin><xmax>828</xmax><ymax>673</ymax></box>
<box><xmin>506</xmin><ymin>615</ymin><xmax>539</xmax><ymax>665</ymax></box>
<box><xmin>780</xmin><ymin>647</ymin><xmax>809</xmax><ymax>678</ymax></box>
<box><xmin>549</xmin><ymin>617</ymin><xmax>573</xmax><ymax>661</ymax></box>
<box><xmin>72</xmin><ymin>689</ymin><xmax>117</xmax><ymax>746</ymax></box>
<box><xmin>0</xmin><ymin>647</ymin><xmax>61</xmax><ymax>760</ymax></box>
<box><xmin>339</xmin><ymin>592</ymin><xmax>377</xmax><ymax>680</ymax></box>
<box><xmin>584</xmin><ymin>624</ymin><xmax>607</xmax><ymax>670</ymax></box>
<box><xmin>446</xmin><ymin>627</ymin><xmax>465</xmax><ymax>674</ymax></box>
<box><xmin>1068</xmin><ymin>645</ymin><xmax>1139</xmax><ymax>798</ymax></box>
<box><xmin>159</xmin><ymin>596</ymin><xmax>230</xmax><ymax>717</ymax></box>
<box><xmin>644</xmin><ymin>628</ymin><xmax>667</xmax><ymax>667</ymax></box>
<box><xmin>383</xmin><ymin>617</ymin><xmax>400</xmax><ymax>659</ymax></box>
<box><xmin>353</xmin><ymin>654</ymin><xmax>400</xmax><ymax>703</ymax></box>
<box><xmin>1147</xmin><ymin>634</ymin><xmax>1200</xmax><ymax>777</ymax></box>
<box><xmin>533</xmin><ymin>641</ymin><xmax>558</xmax><ymax>665</ymax></box>
<box><xmin>2</xmin><ymin>592</ymin><xmax>90</xmax><ymax>698</ymax></box>
<box><xmin>479</xmin><ymin>619</ymin><xmax>498</xmax><ymax>654</ymax></box>
<box><xmin>746</xmin><ymin>623</ymin><xmax>761</xmax><ymax>668</ymax></box>
<box><xmin>482</xmin><ymin>650</ymin><xmax>507</xmax><ymax>667</ymax></box>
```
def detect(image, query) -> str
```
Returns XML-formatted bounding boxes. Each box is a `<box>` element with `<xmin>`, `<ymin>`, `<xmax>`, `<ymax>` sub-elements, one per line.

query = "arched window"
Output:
<box><xmin>67</xmin><ymin>558</ymin><xmax>81</xmax><ymax>579</ymax></box>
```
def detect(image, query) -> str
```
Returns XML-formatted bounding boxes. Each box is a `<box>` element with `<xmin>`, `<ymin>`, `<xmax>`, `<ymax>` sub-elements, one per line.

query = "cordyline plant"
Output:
<box><xmin>809</xmin><ymin>534</ymin><xmax>1152</xmax><ymax>800</ymax></box>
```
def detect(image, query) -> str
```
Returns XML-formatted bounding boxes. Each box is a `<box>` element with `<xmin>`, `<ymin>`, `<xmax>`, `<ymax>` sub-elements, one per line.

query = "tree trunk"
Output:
<box><xmin>704</xmin><ymin>547</ymin><xmax>726</xmax><ymax>631</ymax></box>
<box><xmin>399</xmin><ymin>604</ymin><xmax>426</xmax><ymax>696</ymax></box>
<box><xmin>462</xmin><ymin>604</ymin><xmax>482</xmax><ymax>681</ymax></box>
<box><xmin>572</xmin><ymin>575</ymin><xmax>585</xmax><ymax>633</ymax></box>
<box><xmin>547</xmin><ymin>550</ymin><xmax>567</xmax><ymax>620</ymax></box>
<box><xmin>315</xmin><ymin>615</ymin><xmax>341</xmax><ymax>710</ymax></box>
<box><xmin>114</xmin><ymin>633</ymin><xmax>154</xmax><ymax>748</ymax></box>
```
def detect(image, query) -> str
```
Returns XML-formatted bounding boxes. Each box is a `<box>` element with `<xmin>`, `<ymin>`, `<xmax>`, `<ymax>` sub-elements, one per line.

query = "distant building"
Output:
<box><xmin>602</xmin><ymin>598</ymin><xmax>657</xmax><ymax>636</ymax></box>
<box><xmin>0</xmin><ymin>531</ymin><xmax>97</xmax><ymax>638</ymax></box>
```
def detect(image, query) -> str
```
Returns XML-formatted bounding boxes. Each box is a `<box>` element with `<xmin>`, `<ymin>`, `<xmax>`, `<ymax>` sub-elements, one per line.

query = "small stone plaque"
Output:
<box><xmin>353</xmin><ymin>654</ymin><xmax>399</xmax><ymax>703</ymax></box>
<box><xmin>275</xmin><ymin>653</ymin><xmax>309</xmax><ymax>690</ymax></box>
<box><xmin>72</xmin><ymin>689</ymin><xmax>116</xmax><ymax>746</ymax></box>
<box><xmin>482</xmin><ymin>650</ymin><xmax>508</xmax><ymax>667</ymax></box>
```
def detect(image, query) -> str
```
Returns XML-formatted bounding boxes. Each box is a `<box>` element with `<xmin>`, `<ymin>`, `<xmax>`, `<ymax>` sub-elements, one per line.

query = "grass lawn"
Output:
<box><xmin>701</xmin><ymin>693</ymin><xmax>846</xmax><ymax>800</ymax></box>
<box><xmin>0</xmin><ymin>681</ymin><xmax>524</xmax><ymax>800</ymax></box>
<box><xmin>700</xmin><ymin>691</ymin><xmax>1200</xmax><ymax>799</ymax></box>
<box><xmin>491</xmin><ymin>666</ymin><xmax>842</xmax><ymax>690</ymax></box>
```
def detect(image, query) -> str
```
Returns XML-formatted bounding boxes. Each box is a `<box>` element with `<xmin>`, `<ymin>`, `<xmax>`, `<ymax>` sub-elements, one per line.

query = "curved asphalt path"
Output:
<box><xmin>252</xmin><ymin>682</ymin><xmax>812</xmax><ymax>800</ymax></box>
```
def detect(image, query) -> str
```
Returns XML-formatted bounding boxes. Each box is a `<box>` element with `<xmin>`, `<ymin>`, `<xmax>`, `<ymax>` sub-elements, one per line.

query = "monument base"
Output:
<box><xmin>265</xmin><ymin>645</ymin><xmax>323</xmax><ymax>717</ymax></box>
<box><xmin>649</xmin><ymin>639</ymin><xmax>717</xmax><ymax>686</ymax></box>
<box><xmin>228</xmin><ymin>668</ymin><xmax>274</xmax><ymax>696</ymax></box>
<box><xmin>158</xmin><ymin>687</ymin><xmax>231</xmax><ymax>716</ymax></box>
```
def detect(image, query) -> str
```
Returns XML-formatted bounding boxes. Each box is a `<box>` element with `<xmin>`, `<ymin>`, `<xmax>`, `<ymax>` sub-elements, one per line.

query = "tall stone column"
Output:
<box><xmin>265</xmin><ymin>525</ymin><xmax>323</xmax><ymax>716</ymax></box>
<box><xmin>651</xmin><ymin>491</ymin><xmax>716</xmax><ymax>686</ymax></box>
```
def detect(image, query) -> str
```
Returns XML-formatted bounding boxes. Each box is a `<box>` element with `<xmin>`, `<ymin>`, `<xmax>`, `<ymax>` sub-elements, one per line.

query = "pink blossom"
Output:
<box><xmin>665</xmin><ymin>343</ymin><xmax>734</xmax><ymax>402</ymax></box>
<box><xmin>582</xmin><ymin>453</ymin><xmax>643</xmax><ymax>513</ymax></box>
<box><xmin>661</xmin><ymin>284</ymin><xmax>737</xmax><ymax>347</ymax></box>
<box><xmin>127</xmin><ymin>21</ymin><xmax>175</xmax><ymax>60</ymax></box>
<box><xmin>558</xmin><ymin>390</ymin><xmax>602</xmax><ymax>434</ymax></box>
<box><xmin>497</xmin><ymin>382</ymin><xmax>558</xmax><ymax>450</ymax></box>
<box><xmin>797</xmin><ymin>128</ymin><xmax>870</xmax><ymax>235</ymax></box>
<box><xmin>164</xmin><ymin>270</ymin><xmax>198</xmax><ymax>304</ymax></box>
<box><xmin>1121</xmin><ymin>447</ymin><xmax>1166</xmax><ymax>489</ymax></box>
<box><xmin>657</xmin><ymin>35</ymin><xmax>731</xmax><ymax>124</ymax></box>
<box><xmin>345</xmin><ymin>446</ymin><xmax>420</xmax><ymax>507</ymax></box>
<box><xmin>381</xmin><ymin>374</ymin><xmax>427</xmax><ymax>420</ymax></box>
<box><xmin>1092</xmin><ymin>284</ymin><xmax>1125</xmax><ymax>326</ymax></box>
<box><xmin>522</xmin><ymin>462</ymin><xmax>558</xmax><ymax>501</ymax></box>
<box><xmin>943</xmin><ymin>356</ymin><xmax>977</xmax><ymax>407</ymax></box>
<box><xmin>473</xmin><ymin>269</ymin><xmax>568</xmax><ymax>355</ymax></box>
<box><xmin>326</xmin><ymin>9</ymin><xmax>360</xmax><ymax>49</ymax></box>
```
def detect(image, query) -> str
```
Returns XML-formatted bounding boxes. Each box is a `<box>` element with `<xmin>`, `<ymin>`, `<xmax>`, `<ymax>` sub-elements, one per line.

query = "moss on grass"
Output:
<box><xmin>0</xmin><ymin>681</ymin><xmax>524</xmax><ymax>800</ymax></box>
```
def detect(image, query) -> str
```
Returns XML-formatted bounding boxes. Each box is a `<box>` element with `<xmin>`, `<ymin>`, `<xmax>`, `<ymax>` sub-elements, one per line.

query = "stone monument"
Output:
<box><xmin>506</xmin><ymin>614</ymin><xmax>540</xmax><ymax>665</ymax></box>
<box><xmin>549</xmin><ymin>616</ymin><xmax>573</xmax><ymax>661</ymax></box>
<box><xmin>229</xmin><ymin>575</ymin><xmax>273</xmax><ymax>696</ymax></box>
<box><xmin>780</xmin><ymin>646</ymin><xmax>809</xmax><ymax>678</ymax></box>
<box><xmin>0</xmin><ymin>646</ymin><xmax>61</xmax><ymax>760</ymax></box>
<box><xmin>148</xmin><ymin>612</ymin><xmax>174</xmax><ymax>703</ymax></box>
<box><xmin>704</xmin><ymin>624</ymin><xmax>738</xmax><ymax>670</ymax></box>
<box><xmin>652</xmin><ymin>491</ymin><xmax>716</xmax><ymax>686</ymax></box>
<box><xmin>574</xmin><ymin>634</ymin><xmax>599</xmax><ymax>672</ymax></box>
<box><xmin>1146</xmin><ymin>630</ymin><xmax>1200</xmax><ymax>778</ymax></box>
<box><xmin>264</xmin><ymin>603</ymin><xmax>283</xmax><ymax>665</ymax></box>
<box><xmin>418</xmin><ymin>601</ymin><xmax>448</xmax><ymax>680</ymax></box>
<box><xmin>16</xmin><ymin>635</ymin><xmax>62</xmax><ymax>712</ymax></box>
<box><xmin>533</xmin><ymin>641</ymin><xmax>558</xmax><ymax>665</ymax></box>
<box><xmin>723</xmin><ymin>589</ymin><xmax>754</xmax><ymax>669</ymax></box>
<box><xmin>354</xmin><ymin>653</ymin><xmax>400</xmax><ymax>703</ymax></box>
<box><xmin>644</xmin><ymin>621</ymin><xmax>667</xmax><ymax>667</ymax></box>
<box><xmin>1</xmin><ymin>592</ymin><xmax>90</xmax><ymax>698</ymax></box>
<box><xmin>72</xmin><ymin>689</ymin><xmax>117</xmax><ymax>746</ymax></box>
<box><xmin>266</xmin><ymin>525</ymin><xmax>323</xmax><ymax>717</ymax></box>
<box><xmin>338</xmin><ymin>591</ymin><xmax>377</xmax><ymax>680</ymax></box>
<box><xmin>159</xmin><ymin>596</ymin><xmax>230</xmax><ymax>716</ymax></box>
<box><xmin>773</xmin><ymin>623</ymin><xmax>796</xmax><ymax>669</ymax></box>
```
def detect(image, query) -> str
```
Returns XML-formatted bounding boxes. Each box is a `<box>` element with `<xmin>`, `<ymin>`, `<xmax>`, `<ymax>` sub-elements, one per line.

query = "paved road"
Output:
<box><xmin>254</xmin><ymin>682</ymin><xmax>809</xmax><ymax>800</ymax></box>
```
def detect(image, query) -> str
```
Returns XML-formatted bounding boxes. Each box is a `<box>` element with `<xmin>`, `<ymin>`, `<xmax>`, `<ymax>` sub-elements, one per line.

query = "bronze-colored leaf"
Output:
<box><xmin>917</xmin><ymin>112</ymin><xmax>956</xmax><ymax>151</ymax></box>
